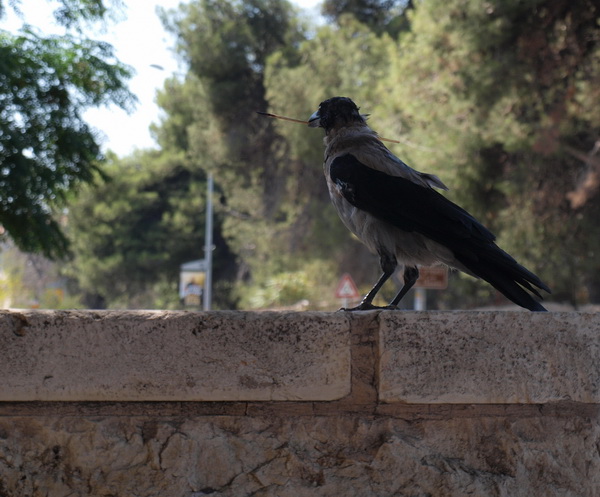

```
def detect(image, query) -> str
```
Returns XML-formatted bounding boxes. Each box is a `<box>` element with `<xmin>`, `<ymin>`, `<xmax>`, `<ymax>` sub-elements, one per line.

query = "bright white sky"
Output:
<box><xmin>3</xmin><ymin>0</ymin><xmax>321</xmax><ymax>156</ymax></box>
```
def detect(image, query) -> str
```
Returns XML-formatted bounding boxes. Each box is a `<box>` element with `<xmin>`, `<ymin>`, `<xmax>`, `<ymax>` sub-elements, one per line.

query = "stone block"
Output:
<box><xmin>0</xmin><ymin>310</ymin><xmax>351</xmax><ymax>402</ymax></box>
<box><xmin>378</xmin><ymin>311</ymin><xmax>600</xmax><ymax>403</ymax></box>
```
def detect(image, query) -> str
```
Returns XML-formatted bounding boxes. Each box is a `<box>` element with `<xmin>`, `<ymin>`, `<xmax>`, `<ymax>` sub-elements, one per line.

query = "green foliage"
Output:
<box><xmin>0</xmin><ymin>1</ymin><xmax>134</xmax><ymax>259</ymax></box>
<box><xmin>264</xmin><ymin>15</ymin><xmax>394</xmax><ymax>218</ymax></box>
<box><xmin>57</xmin><ymin>0</ymin><xmax>600</xmax><ymax>309</ymax></box>
<box><xmin>157</xmin><ymin>0</ymin><xmax>314</xmax><ymax>300</ymax></box>
<box><xmin>67</xmin><ymin>150</ymin><xmax>236</xmax><ymax>309</ymax></box>
<box><xmin>151</xmin><ymin>0</ymin><xmax>600</xmax><ymax>308</ymax></box>
<box><xmin>0</xmin><ymin>0</ymin><xmax>123</xmax><ymax>29</ymax></box>
<box><xmin>373</xmin><ymin>0</ymin><xmax>600</xmax><ymax>304</ymax></box>
<box><xmin>162</xmin><ymin>0</ymin><xmax>304</xmax><ymax>123</ymax></box>
<box><xmin>263</xmin><ymin>16</ymin><xmax>399</xmax><ymax>290</ymax></box>
<box><xmin>48</xmin><ymin>0</ymin><xmax>122</xmax><ymax>29</ymax></box>
<box><xmin>240</xmin><ymin>258</ymin><xmax>338</xmax><ymax>310</ymax></box>
<box><xmin>321</xmin><ymin>0</ymin><xmax>413</xmax><ymax>36</ymax></box>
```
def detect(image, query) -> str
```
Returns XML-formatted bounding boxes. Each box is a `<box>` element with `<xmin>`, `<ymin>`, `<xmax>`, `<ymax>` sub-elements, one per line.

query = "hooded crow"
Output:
<box><xmin>308</xmin><ymin>96</ymin><xmax>550</xmax><ymax>311</ymax></box>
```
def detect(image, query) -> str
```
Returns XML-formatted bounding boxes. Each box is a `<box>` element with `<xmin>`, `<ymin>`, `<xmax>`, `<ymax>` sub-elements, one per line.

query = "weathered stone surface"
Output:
<box><xmin>2</xmin><ymin>310</ymin><xmax>600</xmax><ymax>497</ymax></box>
<box><xmin>1</xmin><ymin>413</ymin><xmax>599</xmax><ymax>497</ymax></box>
<box><xmin>379</xmin><ymin>311</ymin><xmax>600</xmax><ymax>403</ymax></box>
<box><xmin>0</xmin><ymin>310</ymin><xmax>351</xmax><ymax>401</ymax></box>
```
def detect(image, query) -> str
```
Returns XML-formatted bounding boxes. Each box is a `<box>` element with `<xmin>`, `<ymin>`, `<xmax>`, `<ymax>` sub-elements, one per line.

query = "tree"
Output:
<box><xmin>321</xmin><ymin>0</ymin><xmax>413</xmax><ymax>36</ymax></box>
<box><xmin>157</xmin><ymin>3</ymin><xmax>430</xmax><ymax>308</ymax></box>
<box><xmin>158</xmin><ymin>0</ymin><xmax>317</xmax><ymax>305</ymax></box>
<box><xmin>150</xmin><ymin>0</ymin><xmax>600</xmax><ymax>309</ymax></box>
<box><xmin>265</xmin><ymin>14</ymin><xmax>394</xmax><ymax>152</ymax></box>
<box><xmin>67</xmin><ymin>150</ymin><xmax>237</xmax><ymax>309</ymax></box>
<box><xmin>264</xmin><ymin>15</ymin><xmax>399</xmax><ymax>301</ymax></box>
<box><xmin>158</xmin><ymin>1</ymin><xmax>405</xmax><ymax>308</ymax></box>
<box><xmin>378</xmin><ymin>0</ymin><xmax>600</xmax><ymax>306</ymax></box>
<box><xmin>0</xmin><ymin>0</ymin><xmax>134</xmax><ymax>259</ymax></box>
<box><xmin>160</xmin><ymin>0</ymin><xmax>305</xmax><ymax>205</ymax></box>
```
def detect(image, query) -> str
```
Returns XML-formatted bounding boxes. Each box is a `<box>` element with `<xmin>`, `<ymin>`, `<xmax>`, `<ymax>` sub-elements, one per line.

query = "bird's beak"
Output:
<box><xmin>307</xmin><ymin>109</ymin><xmax>321</xmax><ymax>128</ymax></box>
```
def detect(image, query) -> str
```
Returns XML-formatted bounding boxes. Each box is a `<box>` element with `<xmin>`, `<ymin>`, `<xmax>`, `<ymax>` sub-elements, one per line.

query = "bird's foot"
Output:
<box><xmin>339</xmin><ymin>302</ymin><xmax>398</xmax><ymax>311</ymax></box>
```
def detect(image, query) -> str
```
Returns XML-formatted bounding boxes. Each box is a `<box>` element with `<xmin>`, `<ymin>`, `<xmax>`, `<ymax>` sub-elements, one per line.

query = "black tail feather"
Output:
<box><xmin>457</xmin><ymin>246</ymin><xmax>550</xmax><ymax>312</ymax></box>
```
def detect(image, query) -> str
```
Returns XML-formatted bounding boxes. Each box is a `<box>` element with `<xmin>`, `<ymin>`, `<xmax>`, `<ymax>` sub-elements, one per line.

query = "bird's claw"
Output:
<box><xmin>339</xmin><ymin>303</ymin><xmax>398</xmax><ymax>311</ymax></box>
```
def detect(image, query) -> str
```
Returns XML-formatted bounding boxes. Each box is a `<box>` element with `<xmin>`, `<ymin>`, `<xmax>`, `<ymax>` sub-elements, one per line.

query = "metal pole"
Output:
<box><xmin>203</xmin><ymin>173</ymin><xmax>213</xmax><ymax>311</ymax></box>
<box><xmin>414</xmin><ymin>287</ymin><xmax>426</xmax><ymax>311</ymax></box>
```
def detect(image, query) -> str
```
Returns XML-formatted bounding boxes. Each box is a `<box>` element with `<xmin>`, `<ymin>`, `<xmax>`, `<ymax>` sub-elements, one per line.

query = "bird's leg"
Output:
<box><xmin>343</xmin><ymin>252</ymin><xmax>396</xmax><ymax>311</ymax></box>
<box><xmin>388</xmin><ymin>266</ymin><xmax>419</xmax><ymax>308</ymax></box>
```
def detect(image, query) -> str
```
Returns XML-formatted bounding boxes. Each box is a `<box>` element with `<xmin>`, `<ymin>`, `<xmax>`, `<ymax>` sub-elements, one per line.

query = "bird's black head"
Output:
<box><xmin>308</xmin><ymin>97</ymin><xmax>365</xmax><ymax>133</ymax></box>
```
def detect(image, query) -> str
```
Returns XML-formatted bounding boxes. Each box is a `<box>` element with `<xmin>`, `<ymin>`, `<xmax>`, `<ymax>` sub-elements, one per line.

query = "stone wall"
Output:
<box><xmin>1</xmin><ymin>310</ymin><xmax>599</xmax><ymax>496</ymax></box>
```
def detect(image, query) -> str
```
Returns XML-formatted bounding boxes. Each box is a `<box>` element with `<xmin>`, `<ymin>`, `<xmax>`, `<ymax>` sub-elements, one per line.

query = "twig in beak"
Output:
<box><xmin>256</xmin><ymin>111</ymin><xmax>308</xmax><ymax>125</ymax></box>
<box><xmin>257</xmin><ymin>111</ymin><xmax>402</xmax><ymax>145</ymax></box>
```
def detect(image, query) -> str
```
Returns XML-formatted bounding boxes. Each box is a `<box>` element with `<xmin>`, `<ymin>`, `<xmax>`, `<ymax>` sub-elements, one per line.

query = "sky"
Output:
<box><xmin>4</xmin><ymin>0</ymin><xmax>321</xmax><ymax>156</ymax></box>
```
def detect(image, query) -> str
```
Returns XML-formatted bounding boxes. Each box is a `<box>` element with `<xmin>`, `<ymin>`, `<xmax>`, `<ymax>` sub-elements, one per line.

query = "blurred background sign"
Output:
<box><xmin>180</xmin><ymin>260</ymin><xmax>207</xmax><ymax>307</ymax></box>
<box><xmin>335</xmin><ymin>273</ymin><xmax>360</xmax><ymax>308</ymax></box>
<box><xmin>415</xmin><ymin>266</ymin><xmax>448</xmax><ymax>290</ymax></box>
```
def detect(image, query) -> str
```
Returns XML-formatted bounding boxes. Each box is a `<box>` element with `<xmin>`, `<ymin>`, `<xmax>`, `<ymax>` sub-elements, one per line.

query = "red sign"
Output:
<box><xmin>335</xmin><ymin>273</ymin><xmax>360</xmax><ymax>299</ymax></box>
<box><xmin>415</xmin><ymin>266</ymin><xmax>448</xmax><ymax>289</ymax></box>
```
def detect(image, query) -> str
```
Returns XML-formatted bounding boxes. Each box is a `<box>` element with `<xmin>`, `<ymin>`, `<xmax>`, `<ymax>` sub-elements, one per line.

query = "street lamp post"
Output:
<box><xmin>203</xmin><ymin>173</ymin><xmax>213</xmax><ymax>311</ymax></box>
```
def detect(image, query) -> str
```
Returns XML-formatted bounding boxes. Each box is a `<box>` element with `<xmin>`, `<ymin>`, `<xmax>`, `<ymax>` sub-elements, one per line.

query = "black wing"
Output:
<box><xmin>330</xmin><ymin>154</ymin><xmax>550</xmax><ymax>310</ymax></box>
